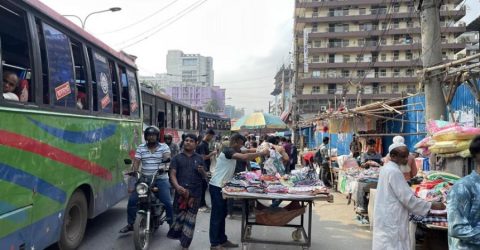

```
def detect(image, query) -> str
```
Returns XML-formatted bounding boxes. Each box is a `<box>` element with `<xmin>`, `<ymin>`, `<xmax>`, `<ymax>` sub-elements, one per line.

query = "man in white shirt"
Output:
<box><xmin>209</xmin><ymin>133</ymin><xmax>268</xmax><ymax>250</ymax></box>
<box><xmin>373</xmin><ymin>142</ymin><xmax>445</xmax><ymax>250</ymax></box>
<box><xmin>3</xmin><ymin>71</ymin><xmax>19</xmax><ymax>101</ymax></box>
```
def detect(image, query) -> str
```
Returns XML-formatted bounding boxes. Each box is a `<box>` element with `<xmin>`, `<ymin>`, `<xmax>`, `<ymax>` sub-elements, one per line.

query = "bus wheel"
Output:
<box><xmin>58</xmin><ymin>190</ymin><xmax>88</xmax><ymax>250</ymax></box>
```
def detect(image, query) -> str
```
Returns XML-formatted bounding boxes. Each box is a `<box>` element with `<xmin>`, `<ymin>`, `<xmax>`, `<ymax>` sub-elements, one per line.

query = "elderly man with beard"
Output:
<box><xmin>373</xmin><ymin>142</ymin><xmax>445</xmax><ymax>250</ymax></box>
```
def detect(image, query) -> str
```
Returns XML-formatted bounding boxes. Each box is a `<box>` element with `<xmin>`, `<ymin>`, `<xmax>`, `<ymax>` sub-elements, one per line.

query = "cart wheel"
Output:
<box><xmin>292</xmin><ymin>229</ymin><xmax>302</xmax><ymax>241</ymax></box>
<box><xmin>245</xmin><ymin>226</ymin><xmax>252</xmax><ymax>239</ymax></box>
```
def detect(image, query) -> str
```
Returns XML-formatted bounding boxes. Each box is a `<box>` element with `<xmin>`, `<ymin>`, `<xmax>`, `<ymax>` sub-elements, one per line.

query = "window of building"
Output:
<box><xmin>392</xmin><ymin>83</ymin><xmax>399</xmax><ymax>93</ymax></box>
<box><xmin>406</xmin><ymin>69</ymin><xmax>414</xmax><ymax>76</ymax></box>
<box><xmin>441</xmin><ymin>35</ymin><xmax>447</xmax><ymax>43</ymax></box>
<box><xmin>1</xmin><ymin>3</ymin><xmax>33</xmax><ymax>103</ymax></box>
<box><xmin>406</xmin><ymin>51</ymin><xmax>413</xmax><ymax>60</ymax></box>
<box><xmin>343</xmin><ymin>55</ymin><xmax>350</xmax><ymax>63</ymax></box>
<box><xmin>356</xmin><ymin>54</ymin><xmax>364</xmax><ymax>62</ymax></box>
<box><xmin>380</xmin><ymin>37</ymin><xmax>387</xmax><ymax>45</ymax></box>
<box><xmin>313</xmin><ymin>40</ymin><xmax>321</xmax><ymax>48</ymax></box>
<box><xmin>380</xmin><ymin>69</ymin><xmax>387</xmax><ymax>77</ymax></box>
<box><xmin>312</xmin><ymin>70</ymin><xmax>321</xmax><ymax>78</ymax></box>
<box><xmin>393</xmin><ymin>21</ymin><xmax>400</xmax><ymax>29</ymax></box>
<box><xmin>312</xmin><ymin>86</ymin><xmax>320</xmax><ymax>93</ymax></box>
<box><xmin>313</xmin><ymin>55</ymin><xmax>320</xmax><ymax>63</ymax></box>
<box><xmin>394</xmin><ymin>50</ymin><xmax>399</xmax><ymax>60</ymax></box>
<box><xmin>407</xmin><ymin>84</ymin><xmax>416</xmax><ymax>93</ymax></box>
<box><xmin>358</xmin><ymin>39</ymin><xmax>365</xmax><ymax>46</ymax></box>
<box><xmin>359</xmin><ymin>8</ymin><xmax>366</xmax><ymax>15</ymax></box>
<box><xmin>394</xmin><ymin>35</ymin><xmax>400</xmax><ymax>44</ymax></box>
<box><xmin>341</xmin><ymin>70</ymin><xmax>350</xmax><ymax>77</ymax></box>
<box><xmin>381</xmin><ymin>53</ymin><xmax>386</xmax><ymax>61</ymax></box>
<box><xmin>357</xmin><ymin>70</ymin><xmax>365</xmax><ymax>77</ymax></box>
<box><xmin>393</xmin><ymin>3</ymin><xmax>400</xmax><ymax>13</ymax></box>
<box><xmin>394</xmin><ymin>69</ymin><xmax>400</xmax><ymax>77</ymax></box>
<box><xmin>182</xmin><ymin>58</ymin><xmax>197</xmax><ymax>66</ymax></box>
<box><xmin>407</xmin><ymin>21</ymin><xmax>414</xmax><ymax>28</ymax></box>
<box><xmin>380</xmin><ymin>85</ymin><xmax>387</xmax><ymax>93</ymax></box>
<box><xmin>381</xmin><ymin>22</ymin><xmax>388</xmax><ymax>30</ymax></box>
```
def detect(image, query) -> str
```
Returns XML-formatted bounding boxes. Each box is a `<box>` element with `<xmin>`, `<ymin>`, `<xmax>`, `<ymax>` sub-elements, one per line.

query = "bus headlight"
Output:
<box><xmin>136</xmin><ymin>183</ymin><xmax>148</xmax><ymax>195</ymax></box>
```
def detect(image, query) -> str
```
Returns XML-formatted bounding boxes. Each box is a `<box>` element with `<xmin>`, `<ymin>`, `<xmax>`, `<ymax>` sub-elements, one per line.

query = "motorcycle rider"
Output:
<box><xmin>119</xmin><ymin>126</ymin><xmax>173</xmax><ymax>233</ymax></box>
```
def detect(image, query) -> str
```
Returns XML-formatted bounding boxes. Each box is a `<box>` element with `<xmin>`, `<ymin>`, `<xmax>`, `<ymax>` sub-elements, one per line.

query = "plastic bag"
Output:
<box><xmin>429</xmin><ymin>140</ymin><xmax>470</xmax><ymax>154</ymax></box>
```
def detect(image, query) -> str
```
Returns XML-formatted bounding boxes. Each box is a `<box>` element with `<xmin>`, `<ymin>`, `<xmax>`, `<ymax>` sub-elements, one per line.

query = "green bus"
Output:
<box><xmin>0</xmin><ymin>0</ymin><xmax>142</xmax><ymax>249</ymax></box>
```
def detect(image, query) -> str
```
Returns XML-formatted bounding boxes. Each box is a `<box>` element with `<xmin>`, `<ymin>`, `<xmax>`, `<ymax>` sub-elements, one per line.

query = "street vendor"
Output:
<box><xmin>209</xmin><ymin>133</ymin><xmax>269</xmax><ymax>250</ymax></box>
<box><xmin>360</xmin><ymin>138</ymin><xmax>383</xmax><ymax>169</ymax></box>
<box><xmin>382</xmin><ymin>136</ymin><xmax>418</xmax><ymax>181</ymax></box>
<box><xmin>447</xmin><ymin>135</ymin><xmax>480</xmax><ymax>249</ymax></box>
<box><xmin>373</xmin><ymin>141</ymin><xmax>445</xmax><ymax>250</ymax></box>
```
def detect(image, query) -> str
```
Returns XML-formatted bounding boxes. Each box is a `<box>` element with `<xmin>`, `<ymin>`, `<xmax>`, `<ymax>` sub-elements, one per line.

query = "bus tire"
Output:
<box><xmin>58</xmin><ymin>190</ymin><xmax>88</xmax><ymax>250</ymax></box>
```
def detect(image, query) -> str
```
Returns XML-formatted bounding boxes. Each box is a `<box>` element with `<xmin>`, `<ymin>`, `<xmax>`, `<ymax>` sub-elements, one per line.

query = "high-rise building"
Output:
<box><xmin>166</xmin><ymin>50</ymin><xmax>214</xmax><ymax>87</ymax></box>
<box><xmin>293</xmin><ymin>0</ymin><xmax>466</xmax><ymax>120</ymax></box>
<box><xmin>165</xmin><ymin>85</ymin><xmax>225</xmax><ymax>114</ymax></box>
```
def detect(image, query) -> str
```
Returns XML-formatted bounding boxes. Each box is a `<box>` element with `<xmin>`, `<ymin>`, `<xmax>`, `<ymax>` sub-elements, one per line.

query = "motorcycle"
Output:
<box><xmin>125</xmin><ymin>159</ymin><xmax>170</xmax><ymax>250</ymax></box>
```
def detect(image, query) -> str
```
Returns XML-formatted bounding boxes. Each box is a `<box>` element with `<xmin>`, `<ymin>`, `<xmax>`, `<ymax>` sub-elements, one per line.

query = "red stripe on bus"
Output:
<box><xmin>0</xmin><ymin>130</ymin><xmax>112</xmax><ymax>180</ymax></box>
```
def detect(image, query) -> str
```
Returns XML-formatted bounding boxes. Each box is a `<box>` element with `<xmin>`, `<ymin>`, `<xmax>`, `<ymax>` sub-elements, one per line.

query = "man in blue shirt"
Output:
<box><xmin>447</xmin><ymin>135</ymin><xmax>480</xmax><ymax>249</ymax></box>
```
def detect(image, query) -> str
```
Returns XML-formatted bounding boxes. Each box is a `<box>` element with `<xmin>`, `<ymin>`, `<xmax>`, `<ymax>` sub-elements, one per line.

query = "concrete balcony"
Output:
<box><xmin>298</xmin><ymin>73</ymin><xmax>418</xmax><ymax>85</ymax></box>
<box><xmin>296</xmin><ymin>6</ymin><xmax>465</xmax><ymax>23</ymax></box>
<box><xmin>307</xmin><ymin>42</ymin><xmax>466</xmax><ymax>53</ymax></box>
<box><xmin>308</xmin><ymin>60</ymin><xmax>423</xmax><ymax>69</ymax></box>
<box><xmin>296</xmin><ymin>0</ymin><xmax>412</xmax><ymax>8</ymax></box>
<box><xmin>297</xmin><ymin>93</ymin><xmax>403</xmax><ymax>100</ymax></box>
<box><xmin>303</xmin><ymin>26</ymin><xmax>466</xmax><ymax>39</ymax></box>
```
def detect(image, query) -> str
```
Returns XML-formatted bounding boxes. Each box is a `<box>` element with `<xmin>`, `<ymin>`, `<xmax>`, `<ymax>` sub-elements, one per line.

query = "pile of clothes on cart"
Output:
<box><xmin>410</xmin><ymin>172</ymin><xmax>460</xmax><ymax>228</ymax></box>
<box><xmin>224</xmin><ymin>166</ymin><xmax>328</xmax><ymax>195</ymax></box>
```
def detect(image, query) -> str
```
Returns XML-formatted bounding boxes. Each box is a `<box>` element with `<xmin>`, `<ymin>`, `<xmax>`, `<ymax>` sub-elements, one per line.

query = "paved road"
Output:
<box><xmin>47</xmin><ymin>192</ymin><xmax>372</xmax><ymax>250</ymax></box>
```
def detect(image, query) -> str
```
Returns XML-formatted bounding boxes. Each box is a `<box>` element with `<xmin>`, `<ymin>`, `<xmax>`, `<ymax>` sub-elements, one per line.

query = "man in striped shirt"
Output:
<box><xmin>119</xmin><ymin>126</ymin><xmax>173</xmax><ymax>233</ymax></box>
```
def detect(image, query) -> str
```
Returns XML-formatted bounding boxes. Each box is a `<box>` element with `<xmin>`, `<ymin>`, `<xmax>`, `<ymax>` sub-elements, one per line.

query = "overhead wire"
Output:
<box><xmin>116</xmin><ymin>0</ymin><xmax>208</xmax><ymax>49</ymax></box>
<box><xmin>99</xmin><ymin>0</ymin><xmax>180</xmax><ymax>35</ymax></box>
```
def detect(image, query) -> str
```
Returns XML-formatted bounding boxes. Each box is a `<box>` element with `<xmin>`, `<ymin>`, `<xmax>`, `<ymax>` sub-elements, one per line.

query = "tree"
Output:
<box><xmin>204</xmin><ymin>99</ymin><xmax>220</xmax><ymax>113</ymax></box>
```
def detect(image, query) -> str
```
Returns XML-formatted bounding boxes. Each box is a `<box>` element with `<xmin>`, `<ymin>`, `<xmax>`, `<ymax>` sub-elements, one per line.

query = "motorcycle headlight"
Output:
<box><xmin>136</xmin><ymin>183</ymin><xmax>148</xmax><ymax>195</ymax></box>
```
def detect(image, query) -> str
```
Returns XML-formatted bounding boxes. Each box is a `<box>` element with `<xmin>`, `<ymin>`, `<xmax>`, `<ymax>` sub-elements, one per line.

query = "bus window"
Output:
<box><xmin>119</xmin><ymin>66</ymin><xmax>129</xmax><ymax>115</ymax></box>
<box><xmin>186</xmin><ymin>109</ymin><xmax>191</xmax><ymax>130</ymax></box>
<box><xmin>0</xmin><ymin>3</ymin><xmax>32</xmax><ymax>103</ymax></box>
<box><xmin>166</xmin><ymin>102</ymin><xmax>172</xmax><ymax>128</ymax></box>
<box><xmin>172</xmin><ymin>104</ymin><xmax>178</xmax><ymax>129</ymax></box>
<box><xmin>42</xmin><ymin>23</ymin><xmax>76</xmax><ymax>108</ymax></box>
<box><xmin>88</xmin><ymin>50</ymin><xmax>112</xmax><ymax>113</ymax></box>
<box><xmin>143</xmin><ymin>103</ymin><xmax>152</xmax><ymax>125</ymax></box>
<box><xmin>126</xmin><ymin>70</ymin><xmax>139</xmax><ymax>118</ymax></box>
<box><xmin>70</xmin><ymin>40</ymin><xmax>88</xmax><ymax>110</ymax></box>
<box><xmin>178</xmin><ymin>106</ymin><xmax>183</xmax><ymax>129</ymax></box>
<box><xmin>109</xmin><ymin>60</ymin><xmax>120</xmax><ymax>114</ymax></box>
<box><xmin>157</xmin><ymin>99</ymin><xmax>166</xmax><ymax>128</ymax></box>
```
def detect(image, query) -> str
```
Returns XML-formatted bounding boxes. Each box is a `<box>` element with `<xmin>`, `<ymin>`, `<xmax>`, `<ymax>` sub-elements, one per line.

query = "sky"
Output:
<box><xmin>40</xmin><ymin>0</ymin><xmax>479</xmax><ymax>114</ymax></box>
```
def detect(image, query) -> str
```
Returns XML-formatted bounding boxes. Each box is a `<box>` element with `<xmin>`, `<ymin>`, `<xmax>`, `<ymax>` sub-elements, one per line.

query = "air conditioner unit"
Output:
<box><xmin>320</xmin><ymin>106</ymin><xmax>327</xmax><ymax>111</ymax></box>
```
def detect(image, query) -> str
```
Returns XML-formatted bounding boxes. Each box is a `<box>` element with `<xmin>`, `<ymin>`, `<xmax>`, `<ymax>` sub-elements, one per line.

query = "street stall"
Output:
<box><xmin>408</xmin><ymin>120</ymin><xmax>480</xmax><ymax>249</ymax></box>
<box><xmin>222</xmin><ymin>167</ymin><xmax>333</xmax><ymax>249</ymax></box>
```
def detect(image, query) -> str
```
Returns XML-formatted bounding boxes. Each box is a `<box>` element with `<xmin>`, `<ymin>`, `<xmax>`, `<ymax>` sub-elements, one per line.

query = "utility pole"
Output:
<box><xmin>417</xmin><ymin>0</ymin><xmax>446</xmax><ymax>121</ymax></box>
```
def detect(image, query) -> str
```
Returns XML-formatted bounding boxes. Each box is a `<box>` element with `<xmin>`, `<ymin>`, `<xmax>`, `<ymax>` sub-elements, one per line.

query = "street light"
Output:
<box><xmin>63</xmin><ymin>7</ymin><xmax>121</xmax><ymax>29</ymax></box>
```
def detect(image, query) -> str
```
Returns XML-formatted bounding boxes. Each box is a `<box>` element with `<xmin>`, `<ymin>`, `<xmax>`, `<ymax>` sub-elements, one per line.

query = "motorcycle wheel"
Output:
<box><xmin>133</xmin><ymin>213</ymin><xmax>150</xmax><ymax>250</ymax></box>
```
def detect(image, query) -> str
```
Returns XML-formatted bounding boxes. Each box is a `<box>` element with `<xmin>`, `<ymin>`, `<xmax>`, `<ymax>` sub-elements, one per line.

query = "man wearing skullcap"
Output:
<box><xmin>372</xmin><ymin>142</ymin><xmax>445</xmax><ymax>250</ymax></box>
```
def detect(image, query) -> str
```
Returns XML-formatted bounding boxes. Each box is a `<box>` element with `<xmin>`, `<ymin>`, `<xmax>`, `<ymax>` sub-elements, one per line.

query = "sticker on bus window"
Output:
<box><xmin>101</xmin><ymin>95</ymin><xmax>111</xmax><ymax>109</ymax></box>
<box><xmin>55</xmin><ymin>82</ymin><xmax>72</xmax><ymax>100</ymax></box>
<box><xmin>100</xmin><ymin>72</ymin><xmax>109</xmax><ymax>94</ymax></box>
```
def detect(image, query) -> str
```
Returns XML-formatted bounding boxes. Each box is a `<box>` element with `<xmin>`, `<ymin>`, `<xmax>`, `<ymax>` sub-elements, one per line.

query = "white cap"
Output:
<box><xmin>393</xmin><ymin>135</ymin><xmax>405</xmax><ymax>144</ymax></box>
<box><xmin>389</xmin><ymin>142</ymin><xmax>407</xmax><ymax>153</ymax></box>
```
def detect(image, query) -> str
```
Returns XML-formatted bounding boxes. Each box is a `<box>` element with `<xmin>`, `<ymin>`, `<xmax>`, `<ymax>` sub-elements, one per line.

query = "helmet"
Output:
<box><xmin>144</xmin><ymin>126</ymin><xmax>160</xmax><ymax>141</ymax></box>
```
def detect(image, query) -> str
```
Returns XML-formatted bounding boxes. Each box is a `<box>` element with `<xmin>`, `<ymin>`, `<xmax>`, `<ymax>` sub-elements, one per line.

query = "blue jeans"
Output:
<box><xmin>209</xmin><ymin>184</ymin><xmax>228</xmax><ymax>246</ymax></box>
<box><xmin>127</xmin><ymin>178</ymin><xmax>173</xmax><ymax>225</ymax></box>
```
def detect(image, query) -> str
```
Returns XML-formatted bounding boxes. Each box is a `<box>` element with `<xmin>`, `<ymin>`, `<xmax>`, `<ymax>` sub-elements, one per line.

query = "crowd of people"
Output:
<box><xmin>120</xmin><ymin>127</ymin><xmax>301</xmax><ymax>250</ymax></box>
<box><xmin>119</xmin><ymin>126</ymin><xmax>480</xmax><ymax>250</ymax></box>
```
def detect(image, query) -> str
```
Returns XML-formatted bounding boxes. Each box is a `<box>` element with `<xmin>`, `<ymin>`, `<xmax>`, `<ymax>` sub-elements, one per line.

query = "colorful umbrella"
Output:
<box><xmin>231</xmin><ymin>112</ymin><xmax>287</xmax><ymax>131</ymax></box>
